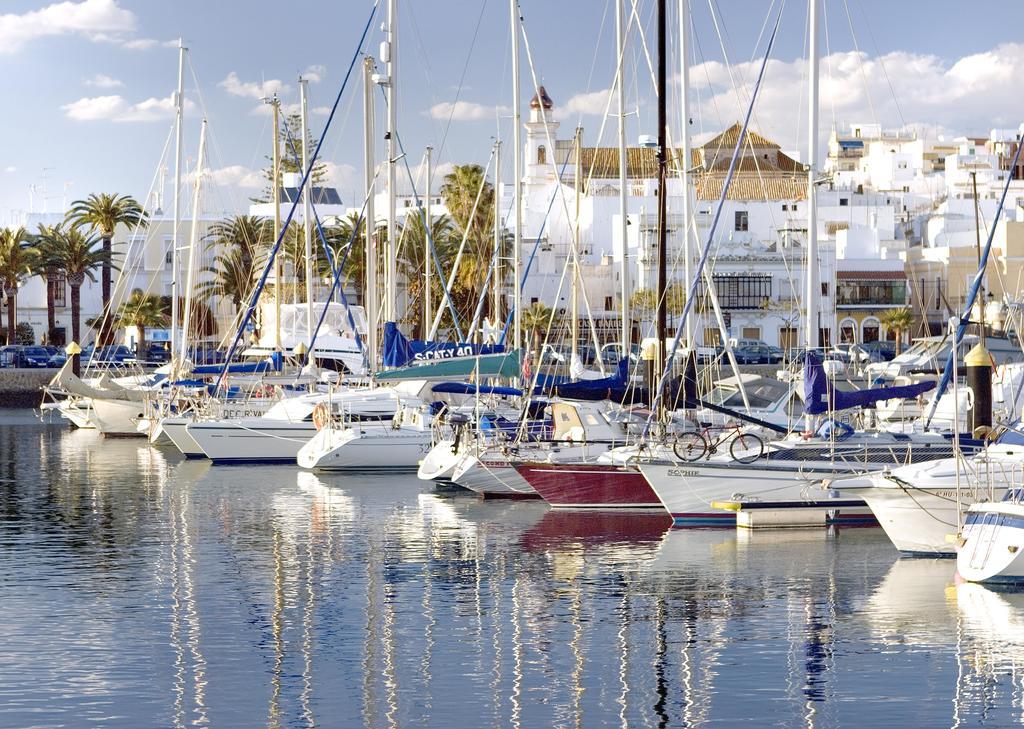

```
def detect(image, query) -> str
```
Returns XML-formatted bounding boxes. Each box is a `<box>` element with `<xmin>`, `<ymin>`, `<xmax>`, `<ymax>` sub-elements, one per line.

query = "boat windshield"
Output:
<box><xmin>708</xmin><ymin>379</ymin><xmax>789</xmax><ymax>409</ymax></box>
<box><xmin>996</xmin><ymin>421</ymin><xmax>1024</xmax><ymax>447</ymax></box>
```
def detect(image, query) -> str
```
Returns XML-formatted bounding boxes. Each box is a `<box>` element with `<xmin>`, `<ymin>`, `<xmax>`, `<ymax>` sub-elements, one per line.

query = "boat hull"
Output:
<box><xmin>187</xmin><ymin>420</ymin><xmax>315</xmax><ymax>463</ymax></box>
<box><xmin>958</xmin><ymin>504</ymin><xmax>1024</xmax><ymax>583</ymax></box>
<box><xmin>514</xmin><ymin>462</ymin><xmax>662</xmax><ymax>509</ymax></box>
<box><xmin>161</xmin><ymin>417</ymin><xmax>206</xmax><ymax>458</ymax></box>
<box><xmin>297</xmin><ymin>425</ymin><xmax>432</xmax><ymax>472</ymax></box>
<box><xmin>453</xmin><ymin>455</ymin><xmax>539</xmax><ymax>498</ymax></box>
<box><xmin>90</xmin><ymin>397</ymin><xmax>148</xmax><ymax>437</ymax></box>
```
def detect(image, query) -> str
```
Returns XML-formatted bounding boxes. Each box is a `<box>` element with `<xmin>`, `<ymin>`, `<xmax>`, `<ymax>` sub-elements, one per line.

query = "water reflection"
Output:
<box><xmin>6</xmin><ymin>413</ymin><xmax>1024</xmax><ymax>726</ymax></box>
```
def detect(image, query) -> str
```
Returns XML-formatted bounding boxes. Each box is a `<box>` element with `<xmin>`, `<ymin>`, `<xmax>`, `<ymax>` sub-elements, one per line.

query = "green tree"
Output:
<box><xmin>33</xmin><ymin>224</ymin><xmax>64</xmax><ymax>344</ymax></box>
<box><xmin>879</xmin><ymin>307</ymin><xmax>915</xmax><ymax>355</ymax></box>
<box><xmin>197</xmin><ymin>215</ymin><xmax>273</xmax><ymax>310</ymax></box>
<box><xmin>66</xmin><ymin>193</ymin><xmax>147</xmax><ymax>344</ymax></box>
<box><xmin>398</xmin><ymin>212</ymin><xmax>456</xmax><ymax>338</ymax></box>
<box><xmin>0</xmin><ymin>227</ymin><xmax>37</xmax><ymax>344</ymax></box>
<box><xmin>629</xmin><ymin>288</ymin><xmax>657</xmax><ymax>321</ymax></box>
<box><xmin>520</xmin><ymin>301</ymin><xmax>554</xmax><ymax>363</ymax></box>
<box><xmin>36</xmin><ymin>224</ymin><xmax>112</xmax><ymax>375</ymax></box>
<box><xmin>257</xmin><ymin>113</ymin><xmax>330</xmax><ymax>203</ymax></box>
<box><xmin>440</xmin><ymin>164</ymin><xmax>498</xmax><ymax>325</ymax></box>
<box><xmin>114</xmin><ymin>289</ymin><xmax>167</xmax><ymax>358</ymax></box>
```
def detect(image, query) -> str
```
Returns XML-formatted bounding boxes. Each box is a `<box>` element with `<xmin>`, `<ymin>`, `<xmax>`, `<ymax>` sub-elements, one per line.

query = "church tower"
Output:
<box><xmin>524</xmin><ymin>86</ymin><xmax>559</xmax><ymax>185</ymax></box>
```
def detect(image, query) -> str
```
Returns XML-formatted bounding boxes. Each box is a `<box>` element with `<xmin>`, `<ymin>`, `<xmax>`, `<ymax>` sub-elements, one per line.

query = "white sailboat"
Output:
<box><xmin>957</xmin><ymin>489</ymin><xmax>1024</xmax><ymax>583</ymax></box>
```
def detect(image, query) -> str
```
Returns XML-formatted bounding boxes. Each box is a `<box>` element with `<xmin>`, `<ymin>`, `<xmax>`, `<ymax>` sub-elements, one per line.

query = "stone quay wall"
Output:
<box><xmin>0</xmin><ymin>369</ymin><xmax>56</xmax><ymax>408</ymax></box>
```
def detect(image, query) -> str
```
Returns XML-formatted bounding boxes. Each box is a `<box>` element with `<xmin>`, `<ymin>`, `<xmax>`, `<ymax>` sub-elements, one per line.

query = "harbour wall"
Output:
<box><xmin>0</xmin><ymin>369</ymin><xmax>55</xmax><ymax>408</ymax></box>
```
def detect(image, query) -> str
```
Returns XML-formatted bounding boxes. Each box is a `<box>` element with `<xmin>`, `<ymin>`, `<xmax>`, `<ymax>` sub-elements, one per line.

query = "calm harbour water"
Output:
<box><xmin>2</xmin><ymin>411</ymin><xmax>1024</xmax><ymax>728</ymax></box>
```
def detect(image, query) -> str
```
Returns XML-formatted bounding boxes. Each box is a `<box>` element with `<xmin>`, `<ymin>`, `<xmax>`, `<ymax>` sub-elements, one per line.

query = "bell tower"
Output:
<box><xmin>524</xmin><ymin>86</ymin><xmax>558</xmax><ymax>185</ymax></box>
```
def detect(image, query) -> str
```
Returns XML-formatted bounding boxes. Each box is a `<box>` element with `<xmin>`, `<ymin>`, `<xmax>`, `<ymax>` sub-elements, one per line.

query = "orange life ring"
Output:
<box><xmin>312</xmin><ymin>403</ymin><xmax>330</xmax><ymax>430</ymax></box>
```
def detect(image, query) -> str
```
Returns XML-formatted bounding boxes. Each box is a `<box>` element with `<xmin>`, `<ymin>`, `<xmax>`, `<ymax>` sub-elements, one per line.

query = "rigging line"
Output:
<box><xmin>215</xmin><ymin>0</ymin><xmax>380</xmax><ymax>395</ymax></box>
<box><xmin>925</xmin><ymin>130</ymin><xmax>1024</xmax><ymax>428</ymax></box>
<box><xmin>840</xmin><ymin>0</ymin><xmax>878</xmax><ymax>129</ymax></box>
<box><xmin>852</xmin><ymin>0</ymin><xmax>906</xmax><ymax>129</ymax></box>
<box><xmin>647</xmin><ymin>1</ymin><xmax>785</xmax><ymax>430</ymax></box>
<box><xmin>516</xmin><ymin>10</ymin><xmax>608</xmax><ymax>361</ymax></box>
<box><xmin>428</xmin><ymin>0</ymin><xmax>489</xmax><ymax>165</ymax></box>
<box><xmin>821</xmin><ymin>0</ymin><xmax>837</xmax><ymax>132</ymax></box>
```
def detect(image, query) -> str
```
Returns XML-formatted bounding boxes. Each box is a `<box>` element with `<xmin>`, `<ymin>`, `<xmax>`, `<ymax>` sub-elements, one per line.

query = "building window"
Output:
<box><xmin>49</xmin><ymin>272</ymin><xmax>66</xmax><ymax>308</ymax></box>
<box><xmin>862</xmin><ymin>318</ymin><xmax>880</xmax><ymax>343</ymax></box>
<box><xmin>839</xmin><ymin>198</ymin><xmax>849</xmax><ymax>206</ymax></box>
<box><xmin>840</xmin><ymin>320</ymin><xmax>857</xmax><ymax>344</ymax></box>
<box><xmin>854</xmin><ymin>128</ymin><xmax>862</xmax><ymax>139</ymax></box>
<box><xmin>531</xmin><ymin>297</ymin><xmax>538</xmax><ymax>305</ymax></box>
<box><xmin>821</xmin><ymin>282</ymin><xmax>829</xmax><ymax>296</ymax></box>
<box><xmin>734</xmin><ymin>211</ymin><xmax>749</xmax><ymax>232</ymax></box>
<box><xmin>699</xmin><ymin>274</ymin><xmax>771</xmax><ymax>310</ymax></box>
<box><xmin>898</xmin><ymin>161</ymin><xmax>908</xmax><ymax>170</ymax></box>
<box><xmin>779</xmin><ymin>326</ymin><xmax>798</xmax><ymax>351</ymax></box>
<box><xmin>703</xmin><ymin>328</ymin><xmax>721</xmax><ymax>346</ymax></box>
<box><xmin>818</xmin><ymin>328</ymin><xmax>832</xmax><ymax>348</ymax></box>
<box><xmin>537</xmin><ymin>145</ymin><xmax>546</xmax><ymax>165</ymax></box>
<box><xmin>782</xmin><ymin>204</ymin><xmax>788</xmax><ymax>211</ymax></box>
<box><xmin>165</xmin><ymin>249</ymin><xmax>173</xmax><ymax>267</ymax></box>
<box><xmin>741</xmin><ymin>327</ymin><xmax>761</xmax><ymax>340</ymax></box>
<box><xmin>604</xmin><ymin>296</ymin><xmax>613</xmax><ymax>311</ymax></box>
<box><xmin>836</xmin><ymin>279</ymin><xmax>906</xmax><ymax>306</ymax></box>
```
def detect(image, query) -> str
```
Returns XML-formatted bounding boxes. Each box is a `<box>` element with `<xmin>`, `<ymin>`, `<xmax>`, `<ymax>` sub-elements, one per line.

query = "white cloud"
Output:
<box><xmin>251</xmin><ymin>101</ymin><xmax>301</xmax><ymax>117</ymax></box>
<box><xmin>61</xmin><ymin>93</ymin><xmax>194</xmax><ymax>122</ymax></box>
<box><xmin>428</xmin><ymin>100</ymin><xmax>509</xmax><ymax>122</ymax></box>
<box><xmin>303</xmin><ymin>65</ymin><xmax>326</xmax><ymax>84</ymax></box>
<box><xmin>84</xmin><ymin>73</ymin><xmax>122</xmax><ymax>88</ymax></box>
<box><xmin>4</xmin><ymin>166</ymin><xmax>16</xmax><ymax>174</ymax></box>
<box><xmin>0</xmin><ymin>0</ymin><xmax>136</xmax><ymax>53</ymax></box>
<box><xmin>685</xmin><ymin>43</ymin><xmax>1024</xmax><ymax>158</ymax></box>
<box><xmin>322</xmin><ymin>162</ymin><xmax>359</xmax><ymax>193</ymax></box>
<box><xmin>220</xmin><ymin>71</ymin><xmax>289</xmax><ymax>100</ymax></box>
<box><xmin>312</xmin><ymin>106</ymin><xmax>331</xmax><ymax>116</ymax></box>
<box><xmin>202</xmin><ymin>165</ymin><xmax>264</xmax><ymax>189</ymax></box>
<box><xmin>552</xmin><ymin>88</ymin><xmax>613</xmax><ymax>121</ymax></box>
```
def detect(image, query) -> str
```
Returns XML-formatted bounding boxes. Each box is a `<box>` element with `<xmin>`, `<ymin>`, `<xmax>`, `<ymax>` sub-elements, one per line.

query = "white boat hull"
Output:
<box><xmin>452</xmin><ymin>454</ymin><xmax>537</xmax><ymax>497</ymax></box>
<box><xmin>161</xmin><ymin>417</ymin><xmax>206</xmax><ymax>458</ymax></box>
<box><xmin>417</xmin><ymin>440</ymin><xmax>460</xmax><ymax>481</ymax></box>
<box><xmin>958</xmin><ymin>502</ymin><xmax>1024</xmax><ymax>583</ymax></box>
<box><xmin>298</xmin><ymin>424</ymin><xmax>432</xmax><ymax>472</ymax></box>
<box><xmin>639</xmin><ymin>460</ymin><xmax>870</xmax><ymax>526</ymax></box>
<box><xmin>188</xmin><ymin>419</ymin><xmax>315</xmax><ymax>463</ymax></box>
<box><xmin>90</xmin><ymin>397</ymin><xmax>148</xmax><ymax>437</ymax></box>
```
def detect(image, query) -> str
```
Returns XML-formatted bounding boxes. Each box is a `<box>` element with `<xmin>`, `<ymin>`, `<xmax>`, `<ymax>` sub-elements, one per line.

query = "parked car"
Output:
<box><xmin>142</xmin><ymin>343</ymin><xmax>171</xmax><ymax>364</ymax></box>
<box><xmin>44</xmin><ymin>346</ymin><xmax>67</xmax><ymax>367</ymax></box>
<box><xmin>732</xmin><ymin>344</ymin><xmax>781</xmax><ymax>364</ymax></box>
<box><xmin>859</xmin><ymin>340</ymin><xmax>897</xmax><ymax>362</ymax></box>
<box><xmin>84</xmin><ymin>345</ymin><xmax>134</xmax><ymax>367</ymax></box>
<box><xmin>0</xmin><ymin>345</ymin><xmax>53</xmax><ymax>368</ymax></box>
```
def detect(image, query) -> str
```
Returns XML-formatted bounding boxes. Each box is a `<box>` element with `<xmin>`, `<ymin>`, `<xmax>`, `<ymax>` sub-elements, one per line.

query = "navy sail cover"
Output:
<box><xmin>382</xmin><ymin>322</ymin><xmax>505</xmax><ymax>368</ymax></box>
<box><xmin>803</xmin><ymin>351</ymin><xmax>935</xmax><ymax>415</ymax></box>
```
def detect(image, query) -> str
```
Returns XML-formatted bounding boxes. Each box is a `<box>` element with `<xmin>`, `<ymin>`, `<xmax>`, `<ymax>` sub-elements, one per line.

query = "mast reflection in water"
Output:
<box><xmin>3</xmin><ymin>411</ymin><xmax>1024</xmax><ymax>726</ymax></box>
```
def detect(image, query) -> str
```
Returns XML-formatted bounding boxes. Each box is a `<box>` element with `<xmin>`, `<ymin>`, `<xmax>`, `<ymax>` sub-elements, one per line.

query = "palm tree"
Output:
<box><xmin>879</xmin><ymin>307</ymin><xmax>915</xmax><ymax>355</ymax></box>
<box><xmin>629</xmin><ymin>288</ymin><xmax>657</xmax><ymax>321</ymax></box>
<box><xmin>0</xmin><ymin>227</ymin><xmax>37</xmax><ymax>344</ymax></box>
<box><xmin>37</xmin><ymin>224</ymin><xmax>111</xmax><ymax>375</ymax></box>
<box><xmin>440</xmin><ymin>165</ymin><xmax>498</xmax><ymax>324</ymax></box>
<box><xmin>398</xmin><ymin>212</ymin><xmax>456</xmax><ymax>337</ymax></box>
<box><xmin>33</xmin><ymin>225</ymin><xmax>63</xmax><ymax>344</ymax></box>
<box><xmin>114</xmin><ymin>289</ymin><xmax>167</xmax><ymax>358</ymax></box>
<box><xmin>196</xmin><ymin>247</ymin><xmax>258</xmax><ymax>310</ymax></box>
<box><xmin>520</xmin><ymin>301</ymin><xmax>554</xmax><ymax>363</ymax></box>
<box><xmin>66</xmin><ymin>193</ymin><xmax>147</xmax><ymax>344</ymax></box>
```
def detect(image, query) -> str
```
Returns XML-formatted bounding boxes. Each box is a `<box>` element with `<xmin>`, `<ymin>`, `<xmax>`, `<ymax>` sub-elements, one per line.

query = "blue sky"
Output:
<box><xmin>2</xmin><ymin>0</ymin><xmax>1024</xmax><ymax>223</ymax></box>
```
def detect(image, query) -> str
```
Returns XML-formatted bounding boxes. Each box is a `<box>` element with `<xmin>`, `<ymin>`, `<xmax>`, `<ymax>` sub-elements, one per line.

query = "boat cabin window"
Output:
<box><xmin>710</xmin><ymin>379</ymin><xmax>789</xmax><ymax>409</ymax></box>
<box><xmin>996</xmin><ymin>423</ymin><xmax>1024</xmax><ymax>447</ymax></box>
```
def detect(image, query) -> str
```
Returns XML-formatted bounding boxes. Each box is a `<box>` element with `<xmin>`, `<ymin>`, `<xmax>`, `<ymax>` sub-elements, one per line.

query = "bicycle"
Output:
<box><xmin>673</xmin><ymin>423</ymin><xmax>765</xmax><ymax>464</ymax></box>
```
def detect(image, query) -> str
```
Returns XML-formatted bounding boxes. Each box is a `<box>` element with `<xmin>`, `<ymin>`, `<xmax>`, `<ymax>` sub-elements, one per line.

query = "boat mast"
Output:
<box><xmin>493</xmin><ymin>139</ymin><xmax>502</xmax><ymax>327</ymax></box>
<box><xmin>424</xmin><ymin>145</ymin><xmax>433</xmax><ymax>336</ymax></box>
<box><xmin>616</xmin><ymin>0</ymin><xmax>630</xmax><ymax>354</ymax></box>
<box><xmin>300</xmin><ymin>77</ymin><xmax>314</xmax><ymax>354</ymax></box>
<box><xmin>679</xmin><ymin>0</ymin><xmax>693</xmax><ymax>349</ymax></box>
<box><xmin>656</xmin><ymin>0</ymin><xmax>668</xmax><ymax>393</ymax></box>
<box><xmin>364</xmin><ymin>56</ymin><xmax>378</xmax><ymax>375</ymax></box>
<box><xmin>266</xmin><ymin>95</ymin><xmax>282</xmax><ymax>351</ymax></box>
<box><xmin>511</xmin><ymin>0</ymin><xmax>523</xmax><ymax>353</ymax></box>
<box><xmin>804</xmin><ymin>0</ymin><xmax>820</xmax><ymax>350</ymax></box>
<box><xmin>170</xmin><ymin>39</ymin><xmax>186</xmax><ymax>374</ymax></box>
<box><xmin>385</xmin><ymin>0</ymin><xmax>399</xmax><ymax>324</ymax></box>
<box><xmin>179</xmin><ymin>118</ymin><xmax>206</xmax><ymax>366</ymax></box>
<box><xmin>572</xmin><ymin>126</ymin><xmax>583</xmax><ymax>368</ymax></box>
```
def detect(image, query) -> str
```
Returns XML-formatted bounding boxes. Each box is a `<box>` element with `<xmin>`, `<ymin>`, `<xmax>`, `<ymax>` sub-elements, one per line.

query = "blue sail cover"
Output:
<box><xmin>803</xmin><ymin>351</ymin><xmax>935</xmax><ymax>415</ymax></box>
<box><xmin>381</xmin><ymin>321</ymin><xmax>504</xmax><ymax>368</ymax></box>
<box><xmin>539</xmin><ymin>359</ymin><xmax>652</xmax><ymax>404</ymax></box>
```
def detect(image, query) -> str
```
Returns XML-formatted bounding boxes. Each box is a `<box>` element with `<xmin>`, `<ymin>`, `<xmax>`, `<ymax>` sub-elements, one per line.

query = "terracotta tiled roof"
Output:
<box><xmin>700</xmin><ymin>123</ymin><xmax>780</xmax><ymax>151</ymax></box>
<box><xmin>837</xmin><ymin>269</ymin><xmax>907</xmax><ymax>280</ymax></box>
<box><xmin>694</xmin><ymin>175</ymin><xmax>806</xmax><ymax>201</ymax></box>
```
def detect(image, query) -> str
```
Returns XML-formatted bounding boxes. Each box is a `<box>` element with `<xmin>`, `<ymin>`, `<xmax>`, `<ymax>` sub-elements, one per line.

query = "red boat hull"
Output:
<box><xmin>514</xmin><ymin>462</ymin><xmax>664</xmax><ymax>508</ymax></box>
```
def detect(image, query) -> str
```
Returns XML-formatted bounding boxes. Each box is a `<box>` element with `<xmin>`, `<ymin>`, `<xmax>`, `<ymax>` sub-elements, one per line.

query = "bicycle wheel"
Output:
<box><xmin>729</xmin><ymin>432</ymin><xmax>764</xmax><ymax>464</ymax></box>
<box><xmin>673</xmin><ymin>432</ymin><xmax>708</xmax><ymax>462</ymax></box>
